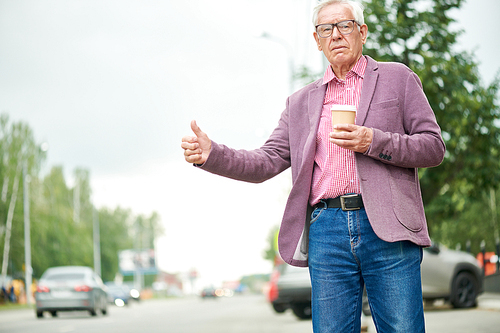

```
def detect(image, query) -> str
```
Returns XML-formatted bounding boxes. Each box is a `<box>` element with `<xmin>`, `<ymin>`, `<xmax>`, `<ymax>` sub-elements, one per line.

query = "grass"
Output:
<box><xmin>0</xmin><ymin>303</ymin><xmax>34</xmax><ymax>311</ymax></box>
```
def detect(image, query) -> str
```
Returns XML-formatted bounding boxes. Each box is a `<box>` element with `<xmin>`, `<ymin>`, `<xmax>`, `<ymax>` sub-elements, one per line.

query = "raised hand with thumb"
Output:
<box><xmin>181</xmin><ymin>120</ymin><xmax>212</xmax><ymax>165</ymax></box>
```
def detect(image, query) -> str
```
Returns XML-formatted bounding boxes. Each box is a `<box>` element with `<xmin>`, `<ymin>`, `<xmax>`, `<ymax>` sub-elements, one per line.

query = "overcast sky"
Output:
<box><xmin>1</xmin><ymin>0</ymin><xmax>499</xmax><ymax>288</ymax></box>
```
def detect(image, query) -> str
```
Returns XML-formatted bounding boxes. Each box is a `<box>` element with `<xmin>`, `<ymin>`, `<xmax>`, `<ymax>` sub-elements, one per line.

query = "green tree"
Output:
<box><xmin>134</xmin><ymin>212</ymin><xmax>164</xmax><ymax>251</ymax></box>
<box><xmin>0</xmin><ymin>112</ymin><xmax>162</xmax><ymax>284</ymax></box>
<box><xmin>0</xmin><ymin>114</ymin><xmax>46</xmax><ymax>280</ymax></box>
<box><xmin>98</xmin><ymin>206</ymin><xmax>134</xmax><ymax>282</ymax></box>
<box><xmin>361</xmin><ymin>0</ymin><xmax>500</xmax><ymax>252</ymax></box>
<box><xmin>30</xmin><ymin>166</ymin><xmax>95</xmax><ymax>276</ymax></box>
<box><xmin>262</xmin><ymin>225</ymin><xmax>279</xmax><ymax>264</ymax></box>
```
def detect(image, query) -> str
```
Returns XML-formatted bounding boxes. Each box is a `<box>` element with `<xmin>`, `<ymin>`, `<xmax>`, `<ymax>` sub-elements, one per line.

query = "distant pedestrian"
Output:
<box><xmin>1</xmin><ymin>286</ymin><xmax>8</xmax><ymax>303</ymax></box>
<box><xmin>9</xmin><ymin>285</ymin><xmax>16</xmax><ymax>303</ymax></box>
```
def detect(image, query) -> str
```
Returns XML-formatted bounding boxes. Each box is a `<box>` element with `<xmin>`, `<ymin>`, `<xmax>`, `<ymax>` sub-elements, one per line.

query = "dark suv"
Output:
<box><xmin>266</xmin><ymin>264</ymin><xmax>312</xmax><ymax>319</ymax></box>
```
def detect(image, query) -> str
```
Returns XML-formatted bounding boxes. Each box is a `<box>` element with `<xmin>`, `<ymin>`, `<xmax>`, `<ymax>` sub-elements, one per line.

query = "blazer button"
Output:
<box><xmin>379</xmin><ymin>153</ymin><xmax>384</xmax><ymax>159</ymax></box>
<box><xmin>387</xmin><ymin>156</ymin><xmax>392</xmax><ymax>161</ymax></box>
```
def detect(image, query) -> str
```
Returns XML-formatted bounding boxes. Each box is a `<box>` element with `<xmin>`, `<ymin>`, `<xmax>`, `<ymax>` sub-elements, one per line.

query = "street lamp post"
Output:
<box><xmin>24</xmin><ymin>142</ymin><xmax>48</xmax><ymax>304</ymax></box>
<box><xmin>93</xmin><ymin>206</ymin><xmax>101</xmax><ymax>277</ymax></box>
<box><xmin>260</xmin><ymin>32</ymin><xmax>295</xmax><ymax>95</ymax></box>
<box><xmin>23</xmin><ymin>161</ymin><xmax>32</xmax><ymax>305</ymax></box>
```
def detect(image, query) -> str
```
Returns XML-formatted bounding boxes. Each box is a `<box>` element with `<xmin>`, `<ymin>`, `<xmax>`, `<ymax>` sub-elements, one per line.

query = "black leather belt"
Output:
<box><xmin>317</xmin><ymin>194</ymin><xmax>364</xmax><ymax>211</ymax></box>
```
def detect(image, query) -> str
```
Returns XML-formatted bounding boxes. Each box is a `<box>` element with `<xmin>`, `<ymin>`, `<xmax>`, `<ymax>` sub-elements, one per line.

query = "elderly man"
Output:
<box><xmin>181</xmin><ymin>0</ymin><xmax>445</xmax><ymax>332</ymax></box>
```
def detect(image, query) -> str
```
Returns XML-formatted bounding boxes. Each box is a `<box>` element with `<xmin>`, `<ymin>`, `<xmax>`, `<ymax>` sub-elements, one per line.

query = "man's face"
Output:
<box><xmin>313</xmin><ymin>4</ymin><xmax>367</xmax><ymax>71</ymax></box>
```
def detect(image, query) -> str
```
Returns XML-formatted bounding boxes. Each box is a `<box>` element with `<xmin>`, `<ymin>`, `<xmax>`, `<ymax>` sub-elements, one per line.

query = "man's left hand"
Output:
<box><xmin>329</xmin><ymin>124</ymin><xmax>373</xmax><ymax>153</ymax></box>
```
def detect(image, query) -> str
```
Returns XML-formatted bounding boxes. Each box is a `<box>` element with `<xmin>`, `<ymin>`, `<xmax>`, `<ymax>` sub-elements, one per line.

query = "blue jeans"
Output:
<box><xmin>308</xmin><ymin>205</ymin><xmax>425</xmax><ymax>333</ymax></box>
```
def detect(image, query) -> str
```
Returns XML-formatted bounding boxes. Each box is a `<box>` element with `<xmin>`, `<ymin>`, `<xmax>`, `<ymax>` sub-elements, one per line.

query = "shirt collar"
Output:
<box><xmin>322</xmin><ymin>55</ymin><xmax>367</xmax><ymax>85</ymax></box>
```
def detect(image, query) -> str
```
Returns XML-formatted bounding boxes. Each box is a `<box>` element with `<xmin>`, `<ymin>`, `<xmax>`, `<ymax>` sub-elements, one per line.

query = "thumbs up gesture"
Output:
<box><xmin>181</xmin><ymin>120</ymin><xmax>212</xmax><ymax>165</ymax></box>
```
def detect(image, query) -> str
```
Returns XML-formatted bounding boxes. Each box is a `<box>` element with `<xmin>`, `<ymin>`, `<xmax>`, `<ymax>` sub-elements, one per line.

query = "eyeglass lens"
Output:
<box><xmin>317</xmin><ymin>20</ymin><xmax>355</xmax><ymax>37</ymax></box>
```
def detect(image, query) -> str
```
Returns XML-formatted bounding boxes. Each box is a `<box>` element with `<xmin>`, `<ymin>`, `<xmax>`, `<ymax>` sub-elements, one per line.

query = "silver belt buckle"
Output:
<box><xmin>340</xmin><ymin>194</ymin><xmax>360</xmax><ymax>211</ymax></box>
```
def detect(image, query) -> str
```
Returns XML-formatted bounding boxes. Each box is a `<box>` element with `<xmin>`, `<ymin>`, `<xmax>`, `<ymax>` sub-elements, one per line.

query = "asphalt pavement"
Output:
<box><xmin>0</xmin><ymin>293</ymin><xmax>499</xmax><ymax>333</ymax></box>
<box><xmin>361</xmin><ymin>292</ymin><xmax>500</xmax><ymax>332</ymax></box>
<box><xmin>477</xmin><ymin>292</ymin><xmax>500</xmax><ymax>311</ymax></box>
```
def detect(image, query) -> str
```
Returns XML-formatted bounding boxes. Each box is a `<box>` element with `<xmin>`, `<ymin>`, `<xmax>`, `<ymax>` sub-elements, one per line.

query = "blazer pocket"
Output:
<box><xmin>388</xmin><ymin>177</ymin><xmax>424</xmax><ymax>232</ymax></box>
<box><xmin>367</xmin><ymin>98</ymin><xmax>401</xmax><ymax>132</ymax></box>
<box><xmin>390</xmin><ymin>167</ymin><xmax>416</xmax><ymax>182</ymax></box>
<box><xmin>370</xmin><ymin>98</ymin><xmax>400</xmax><ymax>110</ymax></box>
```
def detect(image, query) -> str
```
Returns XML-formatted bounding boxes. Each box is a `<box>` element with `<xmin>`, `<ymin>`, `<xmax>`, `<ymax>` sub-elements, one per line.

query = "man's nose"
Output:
<box><xmin>330</xmin><ymin>26</ymin><xmax>343</xmax><ymax>40</ymax></box>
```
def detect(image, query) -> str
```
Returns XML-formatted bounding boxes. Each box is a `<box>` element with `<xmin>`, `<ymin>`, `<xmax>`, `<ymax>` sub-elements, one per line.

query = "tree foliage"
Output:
<box><xmin>0</xmin><ymin>114</ymin><xmax>163</xmax><ymax>283</ymax></box>
<box><xmin>289</xmin><ymin>0</ymin><xmax>500</xmax><ymax>254</ymax></box>
<box><xmin>262</xmin><ymin>225</ymin><xmax>279</xmax><ymax>263</ymax></box>
<box><xmin>361</xmin><ymin>0</ymin><xmax>500</xmax><ymax>252</ymax></box>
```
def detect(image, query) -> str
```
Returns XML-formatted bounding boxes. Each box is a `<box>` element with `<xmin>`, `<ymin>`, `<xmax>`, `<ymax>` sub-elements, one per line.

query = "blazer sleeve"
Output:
<box><xmin>363</xmin><ymin>70</ymin><xmax>445</xmax><ymax>169</ymax></box>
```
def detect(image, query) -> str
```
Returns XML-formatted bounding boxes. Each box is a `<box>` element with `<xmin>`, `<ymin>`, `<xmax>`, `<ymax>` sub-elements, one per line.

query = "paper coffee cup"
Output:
<box><xmin>331</xmin><ymin>104</ymin><xmax>356</xmax><ymax>132</ymax></box>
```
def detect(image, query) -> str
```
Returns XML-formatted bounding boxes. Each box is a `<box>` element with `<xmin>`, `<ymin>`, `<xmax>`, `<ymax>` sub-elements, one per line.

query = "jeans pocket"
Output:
<box><xmin>310</xmin><ymin>207</ymin><xmax>324</xmax><ymax>224</ymax></box>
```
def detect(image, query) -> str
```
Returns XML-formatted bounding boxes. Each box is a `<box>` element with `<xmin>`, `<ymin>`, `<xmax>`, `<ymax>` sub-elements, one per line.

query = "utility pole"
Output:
<box><xmin>134</xmin><ymin>219</ymin><xmax>143</xmax><ymax>292</ymax></box>
<box><xmin>490</xmin><ymin>188</ymin><xmax>498</xmax><ymax>241</ymax></box>
<box><xmin>1</xmin><ymin>165</ymin><xmax>21</xmax><ymax>286</ymax></box>
<box><xmin>260</xmin><ymin>32</ymin><xmax>295</xmax><ymax>95</ymax></box>
<box><xmin>93</xmin><ymin>206</ymin><xmax>101</xmax><ymax>277</ymax></box>
<box><xmin>23</xmin><ymin>161</ymin><xmax>32</xmax><ymax>305</ymax></box>
<box><xmin>73</xmin><ymin>177</ymin><xmax>80</xmax><ymax>224</ymax></box>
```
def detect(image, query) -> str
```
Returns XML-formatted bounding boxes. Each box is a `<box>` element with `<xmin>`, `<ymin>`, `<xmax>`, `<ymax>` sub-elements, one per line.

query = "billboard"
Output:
<box><xmin>118</xmin><ymin>249</ymin><xmax>157</xmax><ymax>276</ymax></box>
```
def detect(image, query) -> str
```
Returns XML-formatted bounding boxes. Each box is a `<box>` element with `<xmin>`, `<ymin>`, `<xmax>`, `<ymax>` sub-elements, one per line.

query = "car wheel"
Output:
<box><xmin>50</xmin><ymin>311</ymin><xmax>57</xmax><ymax>317</ymax></box>
<box><xmin>36</xmin><ymin>310</ymin><xmax>44</xmax><ymax>319</ymax></box>
<box><xmin>101</xmin><ymin>303</ymin><xmax>108</xmax><ymax>315</ymax></box>
<box><xmin>451</xmin><ymin>271</ymin><xmax>478</xmax><ymax>308</ymax></box>
<box><xmin>290</xmin><ymin>302</ymin><xmax>312</xmax><ymax>320</ymax></box>
<box><xmin>272</xmin><ymin>302</ymin><xmax>287</xmax><ymax>313</ymax></box>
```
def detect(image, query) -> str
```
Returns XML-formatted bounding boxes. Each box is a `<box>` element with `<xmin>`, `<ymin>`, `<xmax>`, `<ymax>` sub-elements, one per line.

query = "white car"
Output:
<box><xmin>421</xmin><ymin>243</ymin><xmax>483</xmax><ymax>308</ymax></box>
<box><xmin>267</xmin><ymin>242</ymin><xmax>483</xmax><ymax>319</ymax></box>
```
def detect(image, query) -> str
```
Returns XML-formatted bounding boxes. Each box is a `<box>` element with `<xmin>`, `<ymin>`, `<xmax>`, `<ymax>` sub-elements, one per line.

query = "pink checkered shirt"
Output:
<box><xmin>309</xmin><ymin>56</ymin><xmax>367</xmax><ymax>206</ymax></box>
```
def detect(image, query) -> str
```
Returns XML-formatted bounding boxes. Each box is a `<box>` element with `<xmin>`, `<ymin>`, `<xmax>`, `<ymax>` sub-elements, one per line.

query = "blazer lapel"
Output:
<box><xmin>290</xmin><ymin>80</ymin><xmax>326</xmax><ymax>181</ymax></box>
<box><xmin>357</xmin><ymin>56</ymin><xmax>379</xmax><ymax>126</ymax></box>
<box><xmin>299</xmin><ymin>81</ymin><xmax>326</xmax><ymax>176</ymax></box>
<box><xmin>308</xmin><ymin>81</ymin><xmax>327</xmax><ymax>132</ymax></box>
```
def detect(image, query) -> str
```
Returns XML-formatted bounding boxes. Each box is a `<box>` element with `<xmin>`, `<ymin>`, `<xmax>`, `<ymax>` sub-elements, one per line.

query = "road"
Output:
<box><xmin>0</xmin><ymin>294</ymin><xmax>499</xmax><ymax>333</ymax></box>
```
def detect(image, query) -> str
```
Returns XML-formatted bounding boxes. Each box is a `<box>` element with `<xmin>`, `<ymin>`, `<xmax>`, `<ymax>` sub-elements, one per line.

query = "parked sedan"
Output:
<box><xmin>267</xmin><ymin>242</ymin><xmax>483</xmax><ymax>319</ymax></box>
<box><xmin>35</xmin><ymin>266</ymin><xmax>108</xmax><ymax>318</ymax></box>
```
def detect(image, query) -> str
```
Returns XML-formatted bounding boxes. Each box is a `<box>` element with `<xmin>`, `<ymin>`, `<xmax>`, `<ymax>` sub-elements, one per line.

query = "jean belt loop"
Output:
<box><xmin>319</xmin><ymin>199</ymin><xmax>328</xmax><ymax>210</ymax></box>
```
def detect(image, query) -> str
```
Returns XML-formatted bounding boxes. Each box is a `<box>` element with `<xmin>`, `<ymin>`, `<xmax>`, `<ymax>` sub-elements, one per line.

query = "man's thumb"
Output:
<box><xmin>190</xmin><ymin>120</ymin><xmax>204</xmax><ymax>138</ymax></box>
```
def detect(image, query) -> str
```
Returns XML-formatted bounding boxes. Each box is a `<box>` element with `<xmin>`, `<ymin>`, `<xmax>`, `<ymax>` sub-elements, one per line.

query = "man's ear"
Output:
<box><xmin>360</xmin><ymin>24</ymin><xmax>368</xmax><ymax>45</ymax></box>
<box><xmin>313</xmin><ymin>32</ymin><xmax>322</xmax><ymax>51</ymax></box>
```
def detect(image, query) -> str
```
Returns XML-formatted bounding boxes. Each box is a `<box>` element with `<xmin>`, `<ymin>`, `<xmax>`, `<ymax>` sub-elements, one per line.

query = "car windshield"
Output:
<box><xmin>45</xmin><ymin>273</ymin><xmax>85</xmax><ymax>280</ymax></box>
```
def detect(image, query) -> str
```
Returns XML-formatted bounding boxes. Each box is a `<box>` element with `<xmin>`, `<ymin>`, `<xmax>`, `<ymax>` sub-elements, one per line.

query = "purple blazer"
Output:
<box><xmin>200</xmin><ymin>56</ymin><xmax>446</xmax><ymax>267</ymax></box>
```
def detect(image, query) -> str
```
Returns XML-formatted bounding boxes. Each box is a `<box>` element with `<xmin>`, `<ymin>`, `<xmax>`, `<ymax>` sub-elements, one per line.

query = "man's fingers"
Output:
<box><xmin>182</xmin><ymin>120</ymin><xmax>210</xmax><ymax>165</ymax></box>
<box><xmin>329</xmin><ymin>125</ymin><xmax>372</xmax><ymax>153</ymax></box>
<box><xmin>332</xmin><ymin>123</ymin><xmax>356</xmax><ymax>132</ymax></box>
<box><xmin>181</xmin><ymin>135</ymin><xmax>199</xmax><ymax>147</ymax></box>
<box><xmin>190</xmin><ymin>120</ymin><xmax>206</xmax><ymax>138</ymax></box>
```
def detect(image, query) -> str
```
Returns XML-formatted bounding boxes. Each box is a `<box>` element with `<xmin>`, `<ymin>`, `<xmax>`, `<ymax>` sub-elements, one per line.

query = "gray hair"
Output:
<box><xmin>312</xmin><ymin>0</ymin><xmax>365</xmax><ymax>26</ymax></box>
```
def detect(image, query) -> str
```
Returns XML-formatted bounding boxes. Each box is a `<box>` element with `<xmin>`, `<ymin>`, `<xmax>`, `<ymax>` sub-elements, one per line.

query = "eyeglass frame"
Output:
<box><xmin>315</xmin><ymin>20</ymin><xmax>359</xmax><ymax>38</ymax></box>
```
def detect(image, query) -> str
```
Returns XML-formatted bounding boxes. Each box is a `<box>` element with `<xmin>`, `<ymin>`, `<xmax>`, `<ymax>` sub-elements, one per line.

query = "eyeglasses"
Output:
<box><xmin>315</xmin><ymin>20</ymin><xmax>358</xmax><ymax>38</ymax></box>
